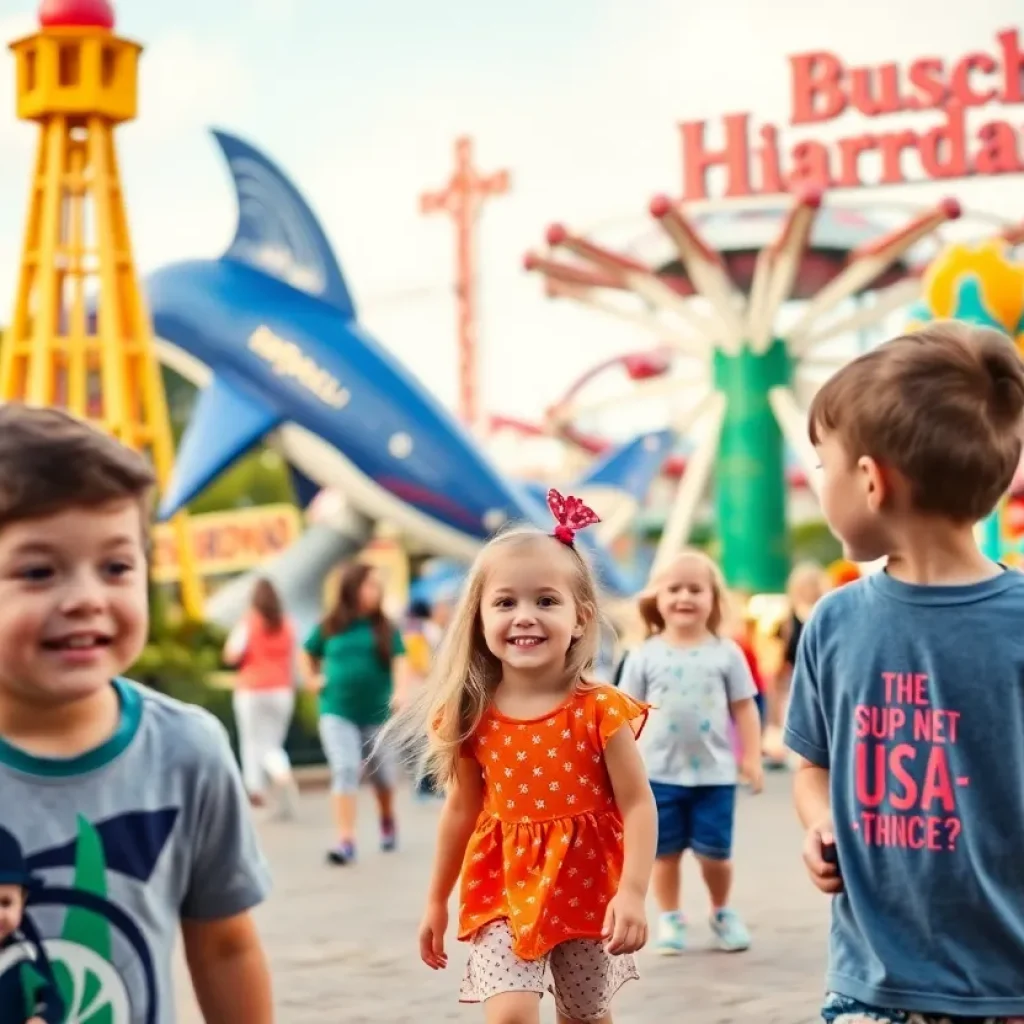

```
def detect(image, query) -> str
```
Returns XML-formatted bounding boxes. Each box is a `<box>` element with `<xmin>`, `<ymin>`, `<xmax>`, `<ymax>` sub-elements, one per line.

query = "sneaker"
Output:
<box><xmin>326</xmin><ymin>841</ymin><xmax>355</xmax><ymax>866</ymax></box>
<box><xmin>380</xmin><ymin>818</ymin><xmax>397</xmax><ymax>853</ymax></box>
<box><xmin>655</xmin><ymin>911</ymin><xmax>687</xmax><ymax>955</ymax></box>
<box><xmin>710</xmin><ymin>908</ymin><xmax>751</xmax><ymax>952</ymax></box>
<box><xmin>272</xmin><ymin>776</ymin><xmax>300</xmax><ymax>822</ymax></box>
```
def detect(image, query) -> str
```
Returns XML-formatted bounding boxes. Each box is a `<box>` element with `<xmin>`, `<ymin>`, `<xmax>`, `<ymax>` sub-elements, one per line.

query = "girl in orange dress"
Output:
<box><xmin>387</xmin><ymin>491</ymin><xmax>657</xmax><ymax>1023</ymax></box>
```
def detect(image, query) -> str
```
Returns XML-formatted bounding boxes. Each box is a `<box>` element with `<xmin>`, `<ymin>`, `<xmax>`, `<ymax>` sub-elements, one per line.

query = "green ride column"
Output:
<box><xmin>712</xmin><ymin>339</ymin><xmax>792</xmax><ymax>594</ymax></box>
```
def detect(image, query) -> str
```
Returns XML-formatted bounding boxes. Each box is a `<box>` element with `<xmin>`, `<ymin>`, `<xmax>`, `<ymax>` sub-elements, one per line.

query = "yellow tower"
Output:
<box><xmin>1</xmin><ymin>0</ymin><xmax>204</xmax><ymax>617</ymax></box>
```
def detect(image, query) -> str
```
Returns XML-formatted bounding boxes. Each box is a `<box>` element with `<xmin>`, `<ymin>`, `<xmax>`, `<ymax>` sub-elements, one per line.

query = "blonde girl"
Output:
<box><xmin>619</xmin><ymin>549</ymin><xmax>762</xmax><ymax>956</ymax></box>
<box><xmin>386</xmin><ymin>491</ymin><xmax>657</xmax><ymax>1024</ymax></box>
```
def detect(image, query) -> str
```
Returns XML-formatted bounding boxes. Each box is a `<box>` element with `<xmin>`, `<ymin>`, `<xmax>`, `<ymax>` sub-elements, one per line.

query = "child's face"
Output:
<box><xmin>0</xmin><ymin>883</ymin><xmax>26</xmax><ymax>941</ymax></box>
<box><xmin>816</xmin><ymin>432</ymin><xmax>890</xmax><ymax>562</ymax></box>
<box><xmin>655</xmin><ymin>556</ymin><xmax>716</xmax><ymax>635</ymax></box>
<box><xmin>0</xmin><ymin>499</ymin><xmax>148</xmax><ymax>711</ymax></box>
<box><xmin>479</xmin><ymin>544</ymin><xmax>582</xmax><ymax>679</ymax></box>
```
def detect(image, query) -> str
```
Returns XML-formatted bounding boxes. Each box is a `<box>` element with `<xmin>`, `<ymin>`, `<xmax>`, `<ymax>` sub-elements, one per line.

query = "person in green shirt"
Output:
<box><xmin>302</xmin><ymin>562</ymin><xmax>409</xmax><ymax>865</ymax></box>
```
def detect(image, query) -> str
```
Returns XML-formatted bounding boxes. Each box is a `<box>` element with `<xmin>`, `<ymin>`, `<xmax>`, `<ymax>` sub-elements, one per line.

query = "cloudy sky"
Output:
<box><xmin>0</xmin><ymin>0</ymin><xmax>1020</xmax><ymax>435</ymax></box>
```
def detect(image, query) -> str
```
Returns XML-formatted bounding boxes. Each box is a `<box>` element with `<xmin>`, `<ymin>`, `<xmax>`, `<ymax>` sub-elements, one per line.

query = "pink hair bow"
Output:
<box><xmin>547</xmin><ymin>488</ymin><xmax>600</xmax><ymax>545</ymax></box>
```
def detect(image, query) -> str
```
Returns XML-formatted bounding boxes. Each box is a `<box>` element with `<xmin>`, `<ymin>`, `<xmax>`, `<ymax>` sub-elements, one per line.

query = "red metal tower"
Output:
<box><xmin>420</xmin><ymin>136</ymin><xmax>509</xmax><ymax>429</ymax></box>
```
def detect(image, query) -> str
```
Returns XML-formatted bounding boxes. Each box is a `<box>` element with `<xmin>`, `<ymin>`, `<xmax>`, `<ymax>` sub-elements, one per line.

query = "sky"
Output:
<box><xmin>0</xmin><ymin>0</ymin><xmax>1021</xmax><ymax>443</ymax></box>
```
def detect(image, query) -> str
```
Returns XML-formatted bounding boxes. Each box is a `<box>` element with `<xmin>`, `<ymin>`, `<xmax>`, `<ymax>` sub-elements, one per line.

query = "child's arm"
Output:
<box><xmin>731</xmin><ymin>697</ymin><xmax>764</xmax><ymax>793</ymax></box>
<box><xmin>782</xmin><ymin>607</ymin><xmax>841</xmax><ymax>894</ymax></box>
<box><xmin>181</xmin><ymin>716</ymin><xmax>274</xmax><ymax>1021</ymax></box>
<box><xmin>182</xmin><ymin>912</ymin><xmax>272</xmax><ymax>1023</ymax></box>
<box><xmin>793</xmin><ymin>757</ymin><xmax>842</xmax><ymax>893</ymax></box>
<box><xmin>420</xmin><ymin>755</ymin><xmax>484</xmax><ymax>969</ymax></box>
<box><xmin>603</xmin><ymin>725</ymin><xmax>657</xmax><ymax>954</ymax></box>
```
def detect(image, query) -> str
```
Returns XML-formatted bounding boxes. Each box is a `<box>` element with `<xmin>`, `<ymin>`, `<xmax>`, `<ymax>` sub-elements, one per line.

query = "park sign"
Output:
<box><xmin>680</xmin><ymin>28</ymin><xmax>1024</xmax><ymax>201</ymax></box>
<box><xmin>151</xmin><ymin>503</ymin><xmax>302</xmax><ymax>583</ymax></box>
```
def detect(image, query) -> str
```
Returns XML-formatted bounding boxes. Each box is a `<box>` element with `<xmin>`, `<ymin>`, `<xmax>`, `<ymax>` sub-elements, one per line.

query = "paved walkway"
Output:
<box><xmin>175</xmin><ymin>773</ymin><xmax>829</xmax><ymax>1022</ymax></box>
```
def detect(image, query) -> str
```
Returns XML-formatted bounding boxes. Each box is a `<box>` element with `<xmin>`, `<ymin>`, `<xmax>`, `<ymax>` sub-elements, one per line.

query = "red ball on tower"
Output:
<box><xmin>39</xmin><ymin>0</ymin><xmax>115</xmax><ymax>30</ymax></box>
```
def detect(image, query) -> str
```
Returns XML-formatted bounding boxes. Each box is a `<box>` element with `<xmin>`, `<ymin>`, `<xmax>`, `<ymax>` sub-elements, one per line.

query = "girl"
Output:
<box><xmin>619</xmin><ymin>550</ymin><xmax>762</xmax><ymax>956</ymax></box>
<box><xmin>388</xmin><ymin>491</ymin><xmax>657</xmax><ymax>1024</ymax></box>
<box><xmin>223</xmin><ymin>577</ymin><xmax>299</xmax><ymax>818</ymax></box>
<box><xmin>302</xmin><ymin>562</ymin><xmax>410</xmax><ymax>865</ymax></box>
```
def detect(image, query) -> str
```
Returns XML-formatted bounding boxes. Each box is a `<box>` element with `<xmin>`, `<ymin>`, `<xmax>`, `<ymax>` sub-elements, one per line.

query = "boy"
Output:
<box><xmin>784</xmin><ymin>321</ymin><xmax>1024</xmax><ymax>1023</ymax></box>
<box><xmin>0</xmin><ymin>405</ymin><xmax>273</xmax><ymax>1023</ymax></box>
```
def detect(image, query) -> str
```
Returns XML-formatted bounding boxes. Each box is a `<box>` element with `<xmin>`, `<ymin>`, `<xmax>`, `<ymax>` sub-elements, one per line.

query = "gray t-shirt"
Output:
<box><xmin>0</xmin><ymin>679</ymin><xmax>271</xmax><ymax>1024</ymax></box>
<box><xmin>619</xmin><ymin>635</ymin><xmax>756</xmax><ymax>786</ymax></box>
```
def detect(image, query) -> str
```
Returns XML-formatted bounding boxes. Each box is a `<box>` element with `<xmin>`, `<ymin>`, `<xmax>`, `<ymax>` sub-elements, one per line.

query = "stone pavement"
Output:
<box><xmin>174</xmin><ymin>773</ymin><xmax>830</xmax><ymax>1022</ymax></box>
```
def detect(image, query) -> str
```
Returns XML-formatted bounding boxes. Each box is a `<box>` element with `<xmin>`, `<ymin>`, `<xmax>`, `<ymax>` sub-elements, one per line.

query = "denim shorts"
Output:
<box><xmin>822</xmin><ymin>991</ymin><xmax>1024</xmax><ymax>1023</ymax></box>
<box><xmin>650</xmin><ymin>781</ymin><xmax>736</xmax><ymax>860</ymax></box>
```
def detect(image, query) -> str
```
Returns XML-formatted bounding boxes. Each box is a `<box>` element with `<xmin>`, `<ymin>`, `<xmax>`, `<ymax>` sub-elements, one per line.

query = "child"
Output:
<box><xmin>0</xmin><ymin>405</ymin><xmax>272</xmax><ymax>1024</ymax></box>
<box><xmin>388</xmin><ymin>490</ymin><xmax>657</xmax><ymax>1024</ymax></box>
<box><xmin>619</xmin><ymin>550</ymin><xmax>763</xmax><ymax>956</ymax></box>
<box><xmin>784</xmin><ymin>322</ymin><xmax>1024</xmax><ymax>1023</ymax></box>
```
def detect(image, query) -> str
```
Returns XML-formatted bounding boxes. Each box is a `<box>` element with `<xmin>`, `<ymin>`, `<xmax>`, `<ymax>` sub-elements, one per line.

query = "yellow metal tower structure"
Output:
<box><xmin>1</xmin><ymin>0</ymin><xmax>204</xmax><ymax>617</ymax></box>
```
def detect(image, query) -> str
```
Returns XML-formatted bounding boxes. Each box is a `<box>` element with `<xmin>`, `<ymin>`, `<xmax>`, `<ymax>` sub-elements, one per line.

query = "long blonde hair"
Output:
<box><xmin>637</xmin><ymin>548</ymin><xmax>728</xmax><ymax>637</ymax></box>
<box><xmin>382</xmin><ymin>527</ymin><xmax>604</xmax><ymax>787</ymax></box>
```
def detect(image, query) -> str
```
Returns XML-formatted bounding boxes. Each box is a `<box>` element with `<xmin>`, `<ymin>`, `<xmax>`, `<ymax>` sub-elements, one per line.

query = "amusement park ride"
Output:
<box><xmin>523</xmin><ymin>191</ymin><xmax>965</xmax><ymax>593</ymax></box>
<box><xmin>3</xmin><ymin>0</ymin><xmax>1024</xmax><ymax>627</ymax></box>
<box><xmin>0</xmin><ymin>0</ymin><xmax>204</xmax><ymax>616</ymax></box>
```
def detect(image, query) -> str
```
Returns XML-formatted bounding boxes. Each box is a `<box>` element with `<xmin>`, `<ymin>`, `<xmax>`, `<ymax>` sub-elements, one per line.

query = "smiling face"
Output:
<box><xmin>653</xmin><ymin>553</ymin><xmax>719</xmax><ymax>638</ymax></box>
<box><xmin>0</xmin><ymin>499</ymin><xmax>149</xmax><ymax>712</ymax></box>
<box><xmin>478</xmin><ymin>541</ymin><xmax>584</xmax><ymax>683</ymax></box>
<box><xmin>0</xmin><ymin>884</ymin><xmax>26</xmax><ymax>941</ymax></box>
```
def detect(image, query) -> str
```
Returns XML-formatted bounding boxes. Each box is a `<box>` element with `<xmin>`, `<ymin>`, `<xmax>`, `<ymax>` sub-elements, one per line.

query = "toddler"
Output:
<box><xmin>619</xmin><ymin>549</ymin><xmax>763</xmax><ymax>955</ymax></box>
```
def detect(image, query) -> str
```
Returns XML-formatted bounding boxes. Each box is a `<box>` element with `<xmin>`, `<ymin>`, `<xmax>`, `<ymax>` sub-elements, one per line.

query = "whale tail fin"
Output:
<box><xmin>211</xmin><ymin>129</ymin><xmax>356</xmax><ymax>318</ymax></box>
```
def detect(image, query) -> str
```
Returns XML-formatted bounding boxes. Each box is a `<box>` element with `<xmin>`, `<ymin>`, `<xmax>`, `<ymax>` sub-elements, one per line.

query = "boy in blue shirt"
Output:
<box><xmin>0</xmin><ymin>405</ymin><xmax>273</xmax><ymax>1023</ymax></box>
<box><xmin>784</xmin><ymin>322</ymin><xmax>1024</xmax><ymax>1022</ymax></box>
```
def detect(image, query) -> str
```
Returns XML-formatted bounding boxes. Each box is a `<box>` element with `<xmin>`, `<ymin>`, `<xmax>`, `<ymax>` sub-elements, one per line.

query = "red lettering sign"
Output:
<box><xmin>680</xmin><ymin>28</ymin><xmax>1024</xmax><ymax>200</ymax></box>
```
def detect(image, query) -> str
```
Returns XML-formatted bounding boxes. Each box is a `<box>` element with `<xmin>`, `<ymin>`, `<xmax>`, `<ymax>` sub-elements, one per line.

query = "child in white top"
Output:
<box><xmin>619</xmin><ymin>549</ymin><xmax>763</xmax><ymax>955</ymax></box>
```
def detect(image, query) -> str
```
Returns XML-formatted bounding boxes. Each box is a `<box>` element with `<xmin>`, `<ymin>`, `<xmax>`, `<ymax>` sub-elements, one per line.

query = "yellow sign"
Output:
<box><xmin>151</xmin><ymin>504</ymin><xmax>303</xmax><ymax>582</ymax></box>
<box><xmin>248</xmin><ymin>326</ymin><xmax>351</xmax><ymax>409</ymax></box>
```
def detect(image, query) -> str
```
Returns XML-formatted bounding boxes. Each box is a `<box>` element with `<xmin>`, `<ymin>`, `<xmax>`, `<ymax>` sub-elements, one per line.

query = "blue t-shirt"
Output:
<box><xmin>784</xmin><ymin>569</ymin><xmax>1024</xmax><ymax>1016</ymax></box>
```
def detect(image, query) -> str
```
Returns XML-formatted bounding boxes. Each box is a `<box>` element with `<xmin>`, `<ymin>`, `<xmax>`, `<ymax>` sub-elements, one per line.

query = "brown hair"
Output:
<box><xmin>251</xmin><ymin>577</ymin><xmax>284</xmax><ymax>632</ymax></box>
<box><xmin>808</xmin><ymin>321</ymin><xmax>1024</xmax><ymax>522</ymax></box>
<box><xmin>638</xmin><ymin>549</ymin><xmax>727</xmax><ymax>637</ymax></box>
<box><xmin>0</xmin><ymin>404</ymin><xmax>155</xmax><ymax>529</ymax></box>
<box><xmin>323</xmin><ymin>562</ymin><xmax>393</xmax><ymax>667</ymax></box>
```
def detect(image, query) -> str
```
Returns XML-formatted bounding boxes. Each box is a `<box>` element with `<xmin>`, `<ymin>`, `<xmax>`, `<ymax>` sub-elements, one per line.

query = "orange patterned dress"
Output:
<box><xmin>457</xmin><ymin>684</ymin><xmax>649</xmax><ymax>960</ymax></box>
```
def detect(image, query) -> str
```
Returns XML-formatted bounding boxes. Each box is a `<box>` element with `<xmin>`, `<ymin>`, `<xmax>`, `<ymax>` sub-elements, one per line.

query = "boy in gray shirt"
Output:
<box><xmin>0</xmin><ymin>405</ymin><xmax>272</xmax><ymax>1023</ymax></box>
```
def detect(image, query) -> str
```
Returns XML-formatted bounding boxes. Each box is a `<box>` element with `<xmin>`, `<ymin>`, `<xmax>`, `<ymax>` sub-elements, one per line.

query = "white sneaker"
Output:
<box><xmin>656</xmin><ymin>912</ymin><xmax>687</xmax><ymax>955</ymax></box>
<box><xmin>272</xmin><ymin>775</ymin><xmax>300</xmax><ymax>821</ymax></box>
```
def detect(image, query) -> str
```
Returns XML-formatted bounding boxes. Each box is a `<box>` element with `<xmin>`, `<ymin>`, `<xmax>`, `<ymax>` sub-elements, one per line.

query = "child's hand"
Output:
<box><xmin>602</xmin><ymin>887</ymin><xmax>648</xmax><ymax>955</ymax></box>
<box><xmin>802</xmin><ymin>816</ymin><xmax>843</xmax><ymax>895</ymax></box>
<box><xmin>418</xmin><ymin>900</ymin><xmax>449</xmax><ymax>969</ymax></box>
<box><xmin>741</xmin><ymin>754</ymin><xmax>764</xmax><ymax>793</ymax></box>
